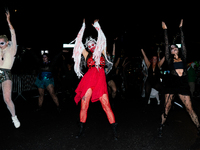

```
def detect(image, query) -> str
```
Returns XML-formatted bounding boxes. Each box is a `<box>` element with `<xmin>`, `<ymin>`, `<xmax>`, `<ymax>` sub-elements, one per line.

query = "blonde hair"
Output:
<box><xmin>0</xmin><ymin>35</ymin><xmax>8</xmax><ymax>42</ymax></box>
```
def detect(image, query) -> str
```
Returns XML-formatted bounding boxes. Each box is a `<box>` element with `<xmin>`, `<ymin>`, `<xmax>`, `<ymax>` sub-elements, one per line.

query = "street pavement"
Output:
<box><xmin>0</xmin><ymin>89</ymin><xmax>200</xmax><ymax>150</ymax></box>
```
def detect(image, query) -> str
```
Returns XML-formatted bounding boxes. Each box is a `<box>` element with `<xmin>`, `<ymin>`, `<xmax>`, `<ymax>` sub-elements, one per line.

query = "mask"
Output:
<box><xmin>87</xmin><ymin>42</ymin><xmax>96</xmax><ymax>53</ymax></box>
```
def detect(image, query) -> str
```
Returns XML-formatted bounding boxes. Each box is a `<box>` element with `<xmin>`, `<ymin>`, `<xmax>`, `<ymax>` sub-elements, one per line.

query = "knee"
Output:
<box><xmin>81</xmin><ymin>103</ymin><xmax>89</xmax><ymax>112</ymax></box>
<box><xmin>39</xmin><ymin>93</ymin><xmax>44</xmax><ymax>98</ymax></box>
<box><xmin>165</xmin><ymin>104</ymin><xmax>171</xmax><ymax>112</ymax></box>
<box><xmin>4</xmin><ymin>97</ymin><xmax>12</xmax><ymax>104</ymax></box>
<box><xmin>186</xmin><ymin>107</ymin><xmax>193</xmax><ymax>114</ymax></box>
<box><xmin>102</xmin><ymin>103</ymin><xmax>112</xmax><ymax>112</ymax></box>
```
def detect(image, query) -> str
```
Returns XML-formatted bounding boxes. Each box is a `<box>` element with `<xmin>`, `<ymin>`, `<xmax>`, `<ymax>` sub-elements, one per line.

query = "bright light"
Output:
<box><xmin>176</xmin><ymin>44</ymin><xmax>181</xmax><ymax>48</ymax></box>
<box><xmin>41</xmin><ymin>50</ymin><xmax>49</xmax><ymax>55</ymax></box>
<box><xmin>63</xmin><ymin>44</ymin><xmax>75</xmax><ymax>48</ymax></box>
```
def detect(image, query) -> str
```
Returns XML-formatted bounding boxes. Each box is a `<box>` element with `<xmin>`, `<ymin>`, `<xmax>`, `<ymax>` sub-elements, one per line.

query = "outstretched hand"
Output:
<box><xmin>179</xmin><ymin>19</ymin><xmax>183</xmax><ymax>28</ymax></box>
<box><xmin>5</xmin><ymin>10</ymin><xmax>10</xmax><ymax>22</ymax></box>
<box><xmin>162</xmin><ymin>22</ymin><xmax>167</xmax><ymax>29</ymax></box>
<box><xmin>92</xmin><ymin>19</ymin><xmax>99</xmax><ymax>26</ymax></box>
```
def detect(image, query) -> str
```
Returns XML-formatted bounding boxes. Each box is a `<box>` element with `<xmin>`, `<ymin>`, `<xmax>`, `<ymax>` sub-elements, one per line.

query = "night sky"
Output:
<box><xmin>0</xmin><ymin>2</ymin><xmax>199</xmax><ymax>62</ymax></box>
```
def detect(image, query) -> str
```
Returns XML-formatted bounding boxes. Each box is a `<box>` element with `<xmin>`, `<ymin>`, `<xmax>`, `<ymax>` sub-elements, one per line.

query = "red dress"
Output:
<box><xmin>74</xmin><ymin>56</ymin><xmax>108</xmax><ymax>104</ymax></box>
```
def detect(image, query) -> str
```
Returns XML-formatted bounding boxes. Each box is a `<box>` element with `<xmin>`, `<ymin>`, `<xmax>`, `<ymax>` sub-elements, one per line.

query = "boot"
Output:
<box><xmin>76</xmin><ymin>122</ymin><xmax>85</xmax><ymax>138</ymax></box>
<box><xmin>158</xmin><ymin>124</ymin><xmax>164</xmax><ymax>137</ymax></box>
<box><xmin>111</xmin><ymin>123</ymin><xmax>118</xmax><ymax>140</ymax></box>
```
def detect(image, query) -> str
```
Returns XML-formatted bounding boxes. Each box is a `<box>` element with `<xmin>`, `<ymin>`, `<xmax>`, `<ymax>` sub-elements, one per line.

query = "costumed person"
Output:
<box><xmin>71</xmin><ymin>19</ymin><xmax>118</xmax><ymax>140</ymax></box>
<box><xmin>158</xmin><ymin>20</ymin><xmax>200</xmax><ymax>137</ymax></box>
<box><xmin>141</xmin><ymin>49</ymin><xmax>165</xmax><ymax>107</ymax></box>
<box><xmin>33</xmin><ymin>51</ymin><xmax>64</xmax><ymax>112</ymax></box>
<box><xmin>105</xmin><ymin>39</ymin><xmax>117</xmax><ymax>107</ymax></box>
<box><xmin>0</xmin><ymin>10</ymin><xmax>20</xmax><ymax>128</ymax></box>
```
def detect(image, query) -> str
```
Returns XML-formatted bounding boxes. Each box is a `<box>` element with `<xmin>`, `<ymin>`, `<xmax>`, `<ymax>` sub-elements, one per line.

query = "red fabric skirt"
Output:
<box><xmin>74</xmin><ymin>67</ymin><xmax>108</xmax><ymax>104</ymax></box>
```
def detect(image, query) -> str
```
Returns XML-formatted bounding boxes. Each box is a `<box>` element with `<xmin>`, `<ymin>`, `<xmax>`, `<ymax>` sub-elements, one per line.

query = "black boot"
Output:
<box><xmin>76</xmin><ymin>122</ymin><xmax>85</xmax><ymax>138</ymax></box>
<box><xmin>158</xmin><ymin>124</ymin><xmax>164</xmax><ymax>137</ymax></box>
<box><xmin>111</xmin><ymin>123</ymin><xmax>118</xmax><ymax>140</ymax></box>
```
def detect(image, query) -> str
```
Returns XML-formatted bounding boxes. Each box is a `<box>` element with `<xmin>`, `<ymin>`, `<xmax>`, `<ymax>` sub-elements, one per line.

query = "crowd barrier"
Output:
<box><xmin>12</xmin><ymin>74</ymin><xmax>37</xmax><ymax>101</ymax></box>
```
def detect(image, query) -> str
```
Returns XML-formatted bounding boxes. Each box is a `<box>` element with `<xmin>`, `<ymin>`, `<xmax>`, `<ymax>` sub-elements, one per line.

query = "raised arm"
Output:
<box><xmin>93</xmin><ymin>19</ymin><xmax>113</xmax><ymax>73</ymax></box>
<box><xmin>158</xmin><ymin>57</ymin><xmax>165</xmax><ymax>68</ymax></box>
<box><xmin>179</xmin><ymin>19</ymin><xmax>186</xmax><ymax>59</ymax></box>
<box><xmin>157</xmin><ymin>48</ymin><xmax>165</xmax><ymax>68</ymax></box>
<box><xmin>141</xmin><ymin>49</ymin><xmax>150</xmax><ymax>68</ymax></box>
<box><xmin>72</xmin><ymin>19</ymin><xmax>87</xmax><ymax>78</ymax></box>
<box><xmin>162</xmin><ymin>22</ymin><xmax>169</xmax><ymax>62</ymax></box>
<box><xmin>6</xmin><ymin>10</ymin><xmax>17</xmax><ymax>55</ymax></box>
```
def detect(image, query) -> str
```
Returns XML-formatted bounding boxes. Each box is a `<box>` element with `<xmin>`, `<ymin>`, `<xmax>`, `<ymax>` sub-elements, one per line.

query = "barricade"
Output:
<box><xmin>12</xmin><ymin>74</ymin><xmax>37</xmax><ymax>101</ymax></box>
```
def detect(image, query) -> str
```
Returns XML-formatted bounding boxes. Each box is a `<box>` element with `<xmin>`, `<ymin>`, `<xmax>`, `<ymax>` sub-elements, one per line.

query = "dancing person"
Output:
<box><xmin>33</xmin><ymin>51</ymin><xmax>64</xmax><ymax>112</ymax></box>
<box><xmin>158</xmin><ymin>19</ymin><xmax>200</xmax><ymax>137</ymax></box>
<box><xmin>0</xmin><ymin>10</ymin><xmax>20</xmax><ymax>128</ymax></box>
<box><xmin>72</xmin><ymin>19</ymin><xmax>118</xmax><ymax>140</ymax></box>
<box><xmin>141</xmin><ymin>49</ymin><xmax>165</xmax><ymax>107</ymax></box>
<box><xmin>106</xmin><ymin>40</ymin><xmax>117</xmax><ymax>105</ymax></box>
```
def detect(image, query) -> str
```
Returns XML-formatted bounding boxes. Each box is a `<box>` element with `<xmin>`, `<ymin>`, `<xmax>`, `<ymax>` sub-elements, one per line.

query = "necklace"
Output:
<box><xmin>1</xmin><ymin>50</ymin><xmax>5</xmax><ymax>61</ymax></box>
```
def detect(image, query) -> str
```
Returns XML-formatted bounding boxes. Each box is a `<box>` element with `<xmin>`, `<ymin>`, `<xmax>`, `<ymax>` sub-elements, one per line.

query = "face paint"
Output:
<box><xmin>87</xmin><ymin>41</ymin><xmax>96</xmax><ymax>53</ymax></box>
<box><xmin>170</xmin><ymin>45</ymin><xmax>179</xmax><ymax>54</ymax></box>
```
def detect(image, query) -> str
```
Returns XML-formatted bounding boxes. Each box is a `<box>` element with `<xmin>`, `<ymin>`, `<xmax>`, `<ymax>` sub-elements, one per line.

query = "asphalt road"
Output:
<box><xmin>0</xmin><ymin>89</ymin><xmax>200</xmax><ymax>150</ymax></box>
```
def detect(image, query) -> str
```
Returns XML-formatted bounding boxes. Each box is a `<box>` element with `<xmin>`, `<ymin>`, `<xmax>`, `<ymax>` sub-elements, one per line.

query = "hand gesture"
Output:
<box><xmin>92</xmin><ymin>19</ymin><xmax>99</xmax><ymax>26</ymax></box>
<box><xmin>162</xmin><ymin>22</ymin><xmax>167</xmax><ymax>29</ymax></box>
<box><xmin>83</xmin><ymin>18</ymin><xmax>85</xmax><ymax>23</ymax></box>
<box><xmin>179</xmin><ymin>19</ymin><xmax>183</xmax><ymax>28</ymax></box>
<box><xmin>5</xmin><ymin>10</ymin><xmax>10</xmax><ymax>22</ymax></box>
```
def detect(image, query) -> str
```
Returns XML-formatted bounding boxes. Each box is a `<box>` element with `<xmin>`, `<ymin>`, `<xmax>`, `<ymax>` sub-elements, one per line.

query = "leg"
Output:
<box><xmin>158</xmin><ymin>94</ymin><xmax>174</xmax><ymax>137</ymax></box>
<box><xmin>161</xmin><ymin>94</ymin><xmax>174</xmax><ymax>125</ymax></box>
<box><xmin>38</xmin><ymin>88</ymin><xmax>45</xmax><ymax>107</ymax></box>
<box><xmin>99</xmin><ymin>94</ymin><xmax>115</xmax><ymax>124</ymax></box>
<box><xmin>108</xmin><ymin>80</ymin><xmax>117</xmax><ymax>99</ymax></box>
<box><xmin>76</xmin><ymin>88</ymin><xmax>92</xmax><ymax>138</ymax></box>
<box><xmin>145</xmin><ymin>80</ymin><xmax>152</xmax><ymax>104</ymax></box>
<box><xmin>2</xmin><ymin>80</ymin><xmax>15</xmax><ymax>117</ymax></box>
<box><xmin>2</xmin><ymin>80</ymin><xmax>20</xmax><ymax>128</ymax></box>
<box><xmin>80</xmin><ymin>88</ymin><xmax>92</xmax><ymax>123</ymax></box>
<box><xmin>179</xmin><ymin>94</ymin><xmax>200</xmax><ymax>128</ymax></box>
<box><xmin>99</xmin><ymin>94</ymin><xmax>118</xmax><ymax>140</ymax></box>
<box><xmin>46</xmin><ymin>84</ymin><xmax>59</xmax><ymax>107</ymax></box>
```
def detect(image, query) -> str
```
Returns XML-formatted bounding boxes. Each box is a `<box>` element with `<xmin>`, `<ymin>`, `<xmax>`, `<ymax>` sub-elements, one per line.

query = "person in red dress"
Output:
<box><xmin>72</xmin><ymin>19</ymin><xmax>118</xmax><ymax>140</ymax></box>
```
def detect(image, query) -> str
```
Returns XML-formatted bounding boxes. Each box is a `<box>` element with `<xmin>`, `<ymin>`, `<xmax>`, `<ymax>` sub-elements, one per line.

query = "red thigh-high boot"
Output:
<box><xmin>100</xmin><ymin>94</ymin><xmax>118</xmax><ymax>140</ymax></box>
<box><xmin>76</xmin><ymin>88</ymin><xmax>92</xmax><ymax>138</ymax></box>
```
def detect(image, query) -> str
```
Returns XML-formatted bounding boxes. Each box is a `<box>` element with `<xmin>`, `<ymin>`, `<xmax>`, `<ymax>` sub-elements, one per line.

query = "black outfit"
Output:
<box><xmin>164</xmin><ymin>27</ymin><xmax>190</xmax><ymax>96</ymax></box>
<box><xmin>145</xmin><ymin>64</ymin><xmax>162</xmax><ymax>101</ymax></box>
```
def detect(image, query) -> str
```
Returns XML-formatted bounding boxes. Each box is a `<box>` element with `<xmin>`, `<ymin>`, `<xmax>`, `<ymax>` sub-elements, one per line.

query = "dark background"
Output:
<box><xmin>0</xmin><ymin>2</ymin><xmax>199</xmax><ymax>62</ymax></box>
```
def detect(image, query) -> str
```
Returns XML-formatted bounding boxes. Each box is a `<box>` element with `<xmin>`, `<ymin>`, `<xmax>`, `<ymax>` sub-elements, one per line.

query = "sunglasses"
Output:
<box><xmin>0</xmin><ymin>42</ymin><xmax>6</xmax><ymax>46</ymax></box>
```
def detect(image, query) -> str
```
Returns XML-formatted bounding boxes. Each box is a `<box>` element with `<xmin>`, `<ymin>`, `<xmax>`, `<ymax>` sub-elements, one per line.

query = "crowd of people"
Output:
<box><xmin>1</xmin><ymin>9</ymin><xmax>200</xmax><ymax>140</ymax></box>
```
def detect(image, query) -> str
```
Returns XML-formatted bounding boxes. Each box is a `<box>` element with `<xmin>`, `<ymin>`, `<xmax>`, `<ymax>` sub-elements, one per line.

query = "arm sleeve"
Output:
<box><xmin>164</xmin><ymin>29</ymin><xmax>170</xmax><ymax>63</ymax></box>
<box><xmin>180</xmin><ymin>27</ymin><xmax>187</xmax><ymax>60</ymax></box>
<box><xmin>72</xmin><ymin>23</ymin><xmax>86</xmax><ymax>78</ymax></box>
<box><xmin>93</xmin><ymin>22</ymin><xmax>113</xmax><ymax>74</ymax></box>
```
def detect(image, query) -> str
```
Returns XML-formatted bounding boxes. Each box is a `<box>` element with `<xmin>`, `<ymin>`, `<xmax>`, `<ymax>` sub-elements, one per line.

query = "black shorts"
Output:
<box><xmin>164</xmin><ymin>74</ymin><xmax>190</xmax><ymax>96</ymax></box>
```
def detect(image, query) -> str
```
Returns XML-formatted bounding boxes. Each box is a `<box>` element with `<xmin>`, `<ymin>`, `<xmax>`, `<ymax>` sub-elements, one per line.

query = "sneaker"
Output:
<box><xmin>12</xmin><ymin>116</ymin><xmax>20</xmax><ymax>128</ymax></box>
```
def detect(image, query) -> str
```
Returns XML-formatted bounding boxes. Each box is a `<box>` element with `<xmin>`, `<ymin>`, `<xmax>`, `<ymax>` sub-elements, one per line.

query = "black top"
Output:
<box><xmin>147</xmin><ymin>64</ymin><xmax>160</xmax><ymax>82</ymax></box>
<box><xmin>173</xmin><ymin>61</ymin><xmax>184</xmax><ymax>69</ymax></box>
<box><xmin>164</xmin><ymin>27</ymin><xmax>187</xmax><ymax>76</ymax></box>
